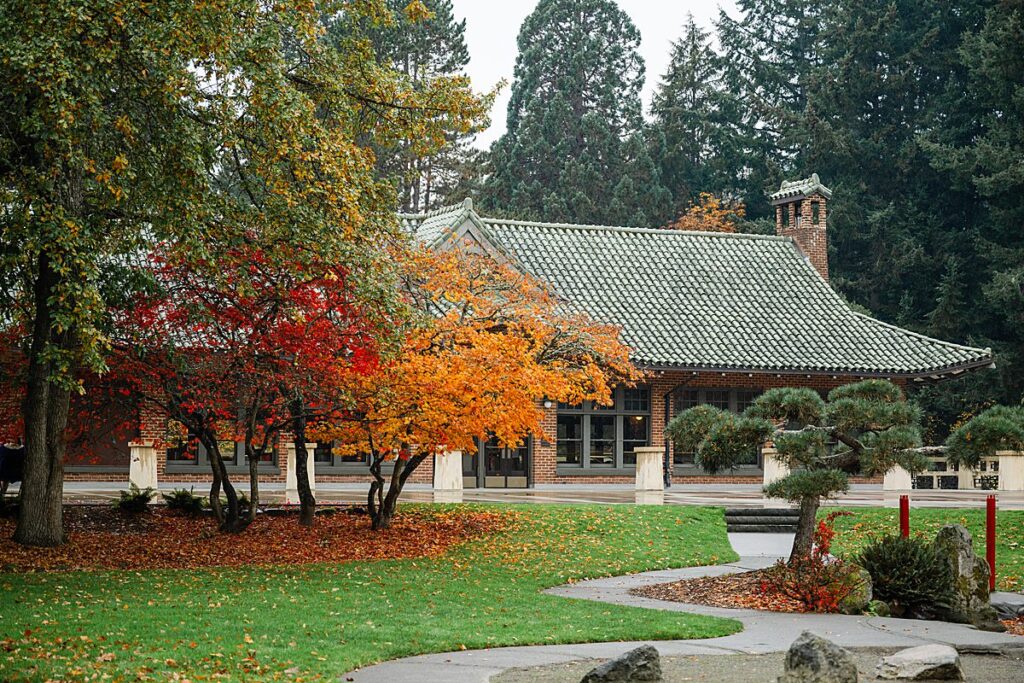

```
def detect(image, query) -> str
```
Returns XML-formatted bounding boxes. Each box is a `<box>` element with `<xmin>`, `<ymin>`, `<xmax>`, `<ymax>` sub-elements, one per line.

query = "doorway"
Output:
<box><xmin>463</xmin><ymin>436</ymin><xmax>530</xmax><ymax>488</ymax></box>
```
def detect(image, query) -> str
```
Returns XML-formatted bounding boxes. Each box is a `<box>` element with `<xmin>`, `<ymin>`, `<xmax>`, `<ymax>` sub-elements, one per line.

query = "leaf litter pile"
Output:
<box><xmin>632</xmin><ymin>568</ymin><xmax>806</xmax><ymax>612</ymax></box>
<box><xmin>0</xmin><ymin>505</ymin><xmax>506</xmax><ymax>572</ymax></box>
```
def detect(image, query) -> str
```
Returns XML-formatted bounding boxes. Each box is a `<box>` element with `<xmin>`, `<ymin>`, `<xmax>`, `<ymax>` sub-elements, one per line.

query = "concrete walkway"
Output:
<box><xmin>345</xmin><ymin>550</ymin><xmax>1022</xmax><ymax>683</ymax></box>
<box><xmin>30</xmin><ymin>481</ymin><xmax>1024</xmax><ymax>509</ymax></box>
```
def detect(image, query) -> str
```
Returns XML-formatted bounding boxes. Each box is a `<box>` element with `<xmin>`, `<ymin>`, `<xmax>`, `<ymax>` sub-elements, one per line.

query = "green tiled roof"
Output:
<box><xmin>399</xmin><ymin>205</ymin><xmax>993</xmax><ymax>378</ymax></box>
<box><xmin>769</xmin><ymin>173</ymin><xmax>832</xmax><ymax>203</ymax></box>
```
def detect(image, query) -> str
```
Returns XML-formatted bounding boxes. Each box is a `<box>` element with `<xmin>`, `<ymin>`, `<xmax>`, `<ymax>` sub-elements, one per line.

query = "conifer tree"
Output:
<box><xmin>650</xmin><ymin>14</ymin><xmax>738</xmax><ymax>217</ymax></box>
<box><xmin>484</xmin><ymin>0</ymin><xmax>669</xmax><ymax>226</ymax></box>
<box><xmin>342</xmin><ymin>0</ymin><xmax>480</xmax><ymax>212</ymax></box>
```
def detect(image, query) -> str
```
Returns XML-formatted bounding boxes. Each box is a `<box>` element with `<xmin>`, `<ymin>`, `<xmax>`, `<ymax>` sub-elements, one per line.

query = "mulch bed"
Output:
<box><xmin>0</xmin><ymin>505</ymin><xmax>507</xmax><ymax>572</ymax></box>
<box><xmin>632</xmin><ymin>568</ymin><xmax>807</xmax><ymax>613</ymax></box>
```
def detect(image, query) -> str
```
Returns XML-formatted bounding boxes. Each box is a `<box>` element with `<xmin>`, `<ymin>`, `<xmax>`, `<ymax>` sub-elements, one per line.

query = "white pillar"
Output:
<box><xmin>998</xmin><ymin>451</ymin><xmax>1024</xmax><ymax>491</ymax></box>
<box><xmin>433</xmin><ymin>450</ymin><xmax>463</xmax><ymax>491</ymax></box>
<box><xmin>285</xmin><ymin>443</ymin><xmax>316</xmax><ymax>504</ymax></box>
<box><xmin>634</xmin><ymin>446</ymin><xmax>664</xmax><ymax>491</ymax></box>
<box><xmin>883</xmin><ymin>465</ymin><xmax>914</xmax><ymax>491</ymax></box>
<box><xmin>129</xmin><ymin>440</ymin><xmax>157</xmax><ymax>490</ymax></box>
<box><xmin>762</xmin><ymin>447</ymin><xmax>790</xmax><ymax>487</ymax></box>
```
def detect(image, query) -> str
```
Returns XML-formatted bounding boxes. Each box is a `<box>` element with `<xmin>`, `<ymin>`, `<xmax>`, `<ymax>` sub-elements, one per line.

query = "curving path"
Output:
<box><xmin>344</xmin><ymin>554</ymin><xmax>1022</xmax><ymax>682</ymax></box>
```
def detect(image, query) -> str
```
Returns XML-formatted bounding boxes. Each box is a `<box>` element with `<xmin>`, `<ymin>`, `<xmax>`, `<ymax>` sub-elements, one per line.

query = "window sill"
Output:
<box><xmin>165</xmin><ymin>464</ymin><xmax>280</xmax><ymax>474</ymax></box>
<box><xmin>65</xmin><ymin>466</ymin><xmax>129</xmax><ymax>473</ymax></box>
<box><xmin>556</xmin><ymin>467</ymin><xmax>636</xmax><ymax>477</ymax></box>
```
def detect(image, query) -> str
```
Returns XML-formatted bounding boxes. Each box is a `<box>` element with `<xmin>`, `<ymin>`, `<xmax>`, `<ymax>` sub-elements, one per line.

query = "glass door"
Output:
<box><xmin>482</xmin><ymin>436</ymin><xmax>529</xmax><ymax>488</ymax></box>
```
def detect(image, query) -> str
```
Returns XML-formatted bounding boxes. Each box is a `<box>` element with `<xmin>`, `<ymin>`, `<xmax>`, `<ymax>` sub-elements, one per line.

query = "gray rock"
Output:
<box><xmin>990</xmin><ymin>592</ymin><xmax>1024</xmax><ymax>620</ymax></box>
<box><xmin>838</xmin><ymin>565</ymin><xmax>873</xmax><ymax>615</ymax></box>
<box><xmin>777</xmin><ymin>631</ymin><xmax>858</xmax><ymax>683</ymax></box>
<box><xmin>580</xmin><ymin>645</ymin><xmax>661</xmax><ymax>683</ymax></box>
<box><xmin>876</xmin><ymin>644</ymin><xmax>964</xmax><ymax>680</ymax></box>
<box><xmin>932</xmin><ymin>525</ymin><xmax>1005</xmax><ymax>632</ymax></box>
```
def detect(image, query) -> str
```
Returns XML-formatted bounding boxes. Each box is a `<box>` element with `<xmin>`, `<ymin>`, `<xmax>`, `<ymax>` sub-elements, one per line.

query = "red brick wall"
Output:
<box><xmin>531</xmin><ymin>370</ymin><xmax>893</xmax><ymax>485</ymax></box>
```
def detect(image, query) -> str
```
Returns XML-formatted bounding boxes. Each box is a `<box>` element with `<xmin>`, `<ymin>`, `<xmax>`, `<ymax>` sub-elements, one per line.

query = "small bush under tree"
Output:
<box><xmin>760</xmin><ymin>511</ymin><xmax>866</xmax><ymax>612</ymax></box>
<box><xmin>116</xmin><ymin>484</ymin><xmax>155</xmax><ymax>514</ymax></box>
<box><xmin>163</xmin><ymin>488</ymin><xmax>204</xmax><ymax>515</ymax></box>
<box><xmin>858</xmin><ymin>535</ymin><xmax>956</xmax><ymax>619</ymax></box>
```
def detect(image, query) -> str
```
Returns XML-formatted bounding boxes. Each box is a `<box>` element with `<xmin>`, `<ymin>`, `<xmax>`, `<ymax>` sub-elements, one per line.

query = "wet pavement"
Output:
<box><xmin>29</xmin><ymin>481</ymin><xmax>1024</xmax><ymax>510</ymax></box>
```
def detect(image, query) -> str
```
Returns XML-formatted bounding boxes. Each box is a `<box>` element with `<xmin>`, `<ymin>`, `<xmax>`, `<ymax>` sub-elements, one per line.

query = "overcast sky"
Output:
<box><xmin>451</xmin><ymin>0</ymin><xmax>737</xmax><ymax>149</ymax></box>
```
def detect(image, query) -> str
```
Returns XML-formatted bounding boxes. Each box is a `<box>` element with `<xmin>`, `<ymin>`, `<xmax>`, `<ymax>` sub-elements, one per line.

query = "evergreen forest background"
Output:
<box><xmin>362</xmin><ymin>0</ymin><xmax>1024</xmax><ymax>436</ymax></box>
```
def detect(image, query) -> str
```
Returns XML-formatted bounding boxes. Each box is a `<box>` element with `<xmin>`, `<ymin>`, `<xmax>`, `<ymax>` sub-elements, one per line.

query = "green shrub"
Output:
<box><xmin>162</xmin><ymin>488</ymin><xmax>204</xmax><ymax>515</ymax></box>
<box><xmin>204</xmin><ymin>492</ymin><xmax>251</xmax><ymax>511</ymax></box>
<box><xmin>116</xmin><ymin>484</ymin><xmax>155</xmax><ymax>513</ymax></box>
<box><xmin>859</xmin><ymin>535</ymin><xmax>955</xmax><ymax>619</ymax></box>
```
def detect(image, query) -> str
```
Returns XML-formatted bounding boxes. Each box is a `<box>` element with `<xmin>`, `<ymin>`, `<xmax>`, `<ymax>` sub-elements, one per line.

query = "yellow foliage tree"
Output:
<box><xmin>668</xmin><ymin>193</ymin><xmax>745</xmax><ymax>233</ymax></box>
<box><xmin>317</xmin><ymin>246</ymin><xmax>638</xmax><ymax>529</ymax></box>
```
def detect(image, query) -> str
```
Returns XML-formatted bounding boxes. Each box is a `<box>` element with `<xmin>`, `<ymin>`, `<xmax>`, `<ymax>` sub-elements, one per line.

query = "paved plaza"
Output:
<box><xmin>24</xmin><ymin>481</ymin><xmax>1024</xmax><ymax>510</ymax></box>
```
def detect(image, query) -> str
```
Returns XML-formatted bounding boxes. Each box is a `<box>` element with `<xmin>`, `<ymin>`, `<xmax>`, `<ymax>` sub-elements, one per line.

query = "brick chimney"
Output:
<box><xmin>769</xmin><ymin>173</ymin><xmax>831</xmax><ymax>280</ymax></box>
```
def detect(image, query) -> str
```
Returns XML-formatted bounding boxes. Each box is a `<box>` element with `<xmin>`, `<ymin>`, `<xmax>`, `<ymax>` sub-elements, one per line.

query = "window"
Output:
<box><xmin>313</xmin><ymin>441</ymin><xmax>371</xmax><ymax>469</ymax></box>
<box><xmin>556</xmin><ymin>387</ymin><xmax>651</xmax><ymax>470</ymax></box>
<box><xmin>794</xmin><ymin>201</ymin><xmax>803</xmax><ymax>227</ymax></box>
<box><xmin>556</xmin><ymin>415</ymin><xmax>583</xmax><ymax>465</ymax></box>
<box><xmin>672</xmin><ymin>388</ymin><xmax>763</xmax><ymax>467</ymax></box>
<box><xmin>811</xmin><ymin>201</ymin><xmax>820</xmax><ymax>225</ymax></box>
<box><xmin>165</xmin><ymin>424</ymin><xmax>277</xmax><ymax>469</ymax></box>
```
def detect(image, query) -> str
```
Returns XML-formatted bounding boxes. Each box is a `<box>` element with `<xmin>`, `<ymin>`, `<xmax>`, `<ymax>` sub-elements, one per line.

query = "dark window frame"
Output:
<box><xmin>556</xmin><ymin>386</ymin><xmax>651</xmax><ymax>471</ymax></box>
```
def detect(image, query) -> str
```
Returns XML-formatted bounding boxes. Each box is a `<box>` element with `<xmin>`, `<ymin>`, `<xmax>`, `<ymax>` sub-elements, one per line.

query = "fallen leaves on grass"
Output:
<box><xmin>1003</xmin><ymin>618</ymin><xmax>1024</xmax><ymax>637</ymax></box>
<box><xmin>632</xmin><ymin>569</ymin><xmax>807</xmax><ymax>613</ymax></box>
<box><xmin>0</xmin><ymin>506</ymin><xmax>507</xmax><ymax>572</ymax></box>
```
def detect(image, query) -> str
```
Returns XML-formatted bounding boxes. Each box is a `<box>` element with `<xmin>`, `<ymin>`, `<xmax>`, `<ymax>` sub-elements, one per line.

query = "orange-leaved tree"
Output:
<box><xmin>316</xmin><ymin>246</ymin><xmax>638</xmax><ymax>529</ymax></box>
<box><xmin>668</xmin><ymin>193</ymin><xmax>745</xmax><ymax>232</ymax></box>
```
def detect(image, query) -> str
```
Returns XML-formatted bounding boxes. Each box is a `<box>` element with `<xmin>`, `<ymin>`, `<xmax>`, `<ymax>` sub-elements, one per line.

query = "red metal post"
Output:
<box><xmin>899</xmin><ymin>494</ymin><xmax>910</xmax><ymax>538</ymax></box>
<box><xmin>986</xmin><ymin>495</ymin><xmax>996</xmax><ymax>592</ymax></box>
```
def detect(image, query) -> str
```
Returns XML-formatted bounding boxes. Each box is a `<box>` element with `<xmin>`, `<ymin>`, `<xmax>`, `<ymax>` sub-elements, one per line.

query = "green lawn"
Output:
<box><xmin>825</xmin><ymin>506</ymin><xmax>1024</xmax><ymax>591</ymax></box>
<box><xmin>0</xmin><ymin>504</ymin><xmax>740</xmax><ymax>681</ymax></box>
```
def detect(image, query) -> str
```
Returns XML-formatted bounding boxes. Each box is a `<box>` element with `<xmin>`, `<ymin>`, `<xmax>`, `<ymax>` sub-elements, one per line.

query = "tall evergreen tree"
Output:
<box><xmin>341</xmin><ymin>0</ymin><xmax>478</xmax><ymax>212</ymax></box>
<box><xmin>484</xmin><ymin>0</ymin><xmax>669</xmax><ymax>226</ymax></box>
<box><xmin>715</xmin><ymin>0</ymin><xmax>826</xmax><ymax>215</ymax></box>
<box><xmin>650</xmin><ymin>14</ymin><xmax>740</xmax><ymax>217</ymax></box>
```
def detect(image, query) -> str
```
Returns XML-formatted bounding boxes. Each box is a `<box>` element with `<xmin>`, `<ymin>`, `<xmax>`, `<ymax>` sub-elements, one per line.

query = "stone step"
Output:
<box><xmin>724</xmin><ymin>507</ymin><xmax>799</xmax><ymax>517</ymax></box>
<box><xmin>724</xmin><ymin>528</ymin><xmax>794</xmax><ymax>536</ymax></box>
<box><xmin>724</xmin><ymin>515</ymin><xmax>800</xmax><ymax>526</ymax></box>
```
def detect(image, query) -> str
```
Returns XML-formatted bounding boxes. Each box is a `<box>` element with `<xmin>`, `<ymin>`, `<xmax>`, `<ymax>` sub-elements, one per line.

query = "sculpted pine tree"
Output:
<box><xmin>485</xmin><ymin>0</ymin><xmax>669</xmax><ymax>226</ymax></box>
<box><xmin>668</xmin><ymin>381</ymin><xmax>930</xmax><ymax>562</ymax></box>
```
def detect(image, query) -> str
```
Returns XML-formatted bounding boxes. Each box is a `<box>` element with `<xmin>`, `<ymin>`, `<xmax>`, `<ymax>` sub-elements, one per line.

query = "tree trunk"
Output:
<box><xmin>204</xmin><ymin>435</ymin><xmax>243</xmax><ymax>532</ymax></box>
<box><xmin>14</xmin><ymin>253</ymin><xmax>71</xmax><ymax>547</ymax></box>
<box><xmin>789</xmin><ymin>495</ymin><xmax>821</xmax><ymax>563</ymax></box>
<box><xmin>288</xmin><ymin>396</ymin><xmax>316</xmax><ymax>527</ymax></box>
<box><xmin>246</xmin><ymin>444</ymin><xmax>259</xmax><ymax>524</ymax></box>
<box><xmin>371</xmin><ymin>454</ymin><xmax>425</xmax><ymax>531</ymax></box>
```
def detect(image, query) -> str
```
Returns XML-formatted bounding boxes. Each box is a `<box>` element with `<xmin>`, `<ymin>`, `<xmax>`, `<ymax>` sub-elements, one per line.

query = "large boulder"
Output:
<box><xmin>837</xmin><ymin>565</ymin><xmax>873</xmax><ymax>615</ymax></box>
<box><xmin>580</xmin><ymin>645</ymin><xmax>661</xmax><ymax>683</ymax></box>
<box><xmin>876</xmin><ymin>644</ymin><xmax>964</xmax><ymax>681</ymax></box>
<box><xmin>932</xmin><ymin>525</ymin><xmax>1005</xmax><ymax>632</ymax></box>
<box><xmin>778</xmin><ymin>631</ymin><xmax>858</xmax><ymax>683</ymax></box>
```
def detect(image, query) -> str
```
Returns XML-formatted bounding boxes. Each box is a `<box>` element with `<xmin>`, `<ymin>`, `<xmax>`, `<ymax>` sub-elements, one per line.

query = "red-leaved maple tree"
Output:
<box><xmin>110</xmin><ymin>242</ymin><xmax>384</xmax><ymax>531</ymax></box>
